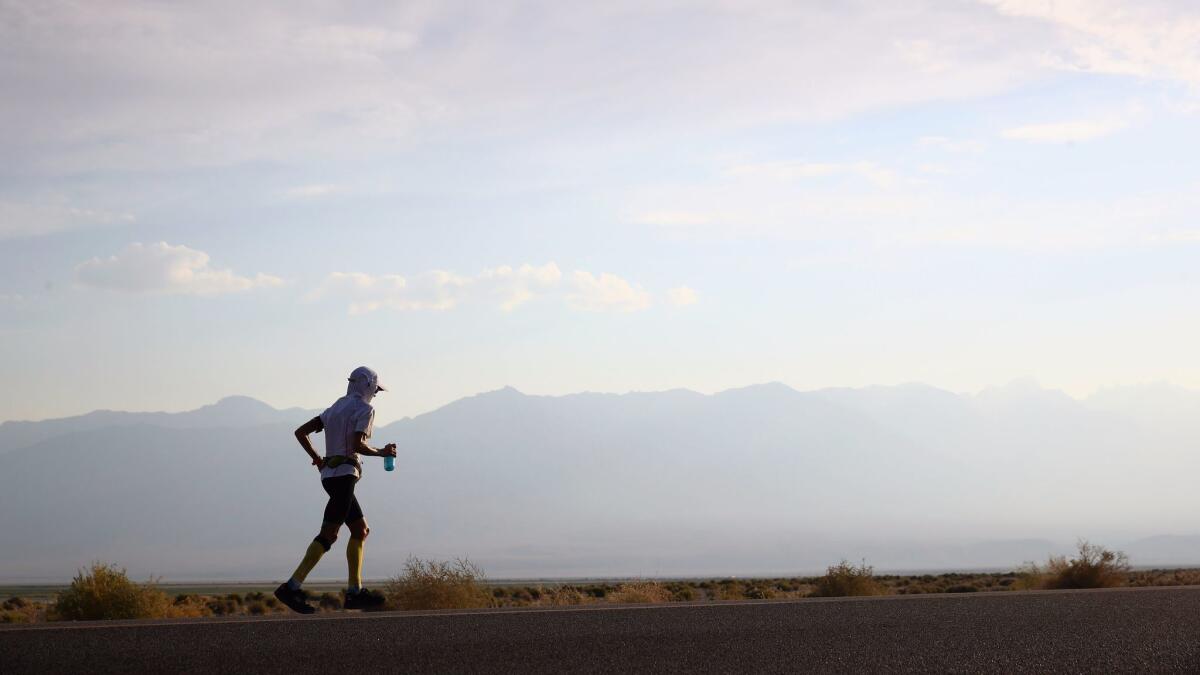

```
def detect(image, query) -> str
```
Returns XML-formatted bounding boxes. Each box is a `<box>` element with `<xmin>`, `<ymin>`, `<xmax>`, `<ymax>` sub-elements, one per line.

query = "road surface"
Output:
<box><xmin>3</xmin><ymin>586</ymin><xmax>1199</xmax><ymax>673</ymax></box>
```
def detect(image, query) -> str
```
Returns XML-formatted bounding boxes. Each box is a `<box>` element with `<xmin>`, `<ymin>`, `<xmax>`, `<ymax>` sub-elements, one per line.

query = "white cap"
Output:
<box><xmin>346</xmin><ymin>366</ymin><xmax>385</xmax><ymax>399</ymax></box>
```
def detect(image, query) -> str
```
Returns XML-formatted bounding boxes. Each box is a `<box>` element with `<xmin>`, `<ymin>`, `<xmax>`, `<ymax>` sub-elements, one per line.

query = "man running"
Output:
<box><xmin>274</xmin><ymin>366</ymin><xmax>398</xmax><ymax>613</ymax></box>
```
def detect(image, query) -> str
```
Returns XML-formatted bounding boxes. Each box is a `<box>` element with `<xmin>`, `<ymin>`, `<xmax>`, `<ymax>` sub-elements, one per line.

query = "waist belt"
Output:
<box><xmin>325</xmin><ymin>455</ymin><xmax>362</xmax><ymax>472</ymax></box>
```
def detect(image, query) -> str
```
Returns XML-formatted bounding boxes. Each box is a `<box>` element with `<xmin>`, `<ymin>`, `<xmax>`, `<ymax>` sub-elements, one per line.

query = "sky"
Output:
<box><xmin>2</xmin><ymin>0</ymin><xmax>1199</xmax><ymax>424</ymax></box>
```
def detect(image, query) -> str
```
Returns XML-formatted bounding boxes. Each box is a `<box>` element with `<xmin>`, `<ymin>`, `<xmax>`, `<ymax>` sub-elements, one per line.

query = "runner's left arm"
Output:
<box><xmin>351</xmin><ymin>432</ymin><xmax>397</xmax><ymax>458</ymax></box>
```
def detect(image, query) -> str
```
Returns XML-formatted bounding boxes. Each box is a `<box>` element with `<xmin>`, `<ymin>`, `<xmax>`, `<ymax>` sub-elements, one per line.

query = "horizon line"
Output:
<box><xmin>3</xmin><ymin>378</ymin><xmax>1196</xmax><ymax>426</ymax></box>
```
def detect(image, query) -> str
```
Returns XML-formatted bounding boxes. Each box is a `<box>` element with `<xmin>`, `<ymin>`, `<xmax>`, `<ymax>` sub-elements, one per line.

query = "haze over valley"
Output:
<box><xmin>3</xmin><ymin>381</ymin><xmax>1197</xmax><ymax>581</ymax></box>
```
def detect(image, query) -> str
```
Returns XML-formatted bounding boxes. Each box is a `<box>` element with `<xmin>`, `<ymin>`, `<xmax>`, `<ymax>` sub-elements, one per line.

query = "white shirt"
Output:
<box><xmin>318</xmin><ymin>394</ymin><xmax>375</xmax><ymax>480</ymax></box>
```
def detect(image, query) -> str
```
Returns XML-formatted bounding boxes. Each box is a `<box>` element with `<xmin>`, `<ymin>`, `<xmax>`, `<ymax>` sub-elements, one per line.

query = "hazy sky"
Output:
<box><xmin>2</xmin><ymin>0</ymin><xmax>1199</xmax><ymax>423</ymax></box>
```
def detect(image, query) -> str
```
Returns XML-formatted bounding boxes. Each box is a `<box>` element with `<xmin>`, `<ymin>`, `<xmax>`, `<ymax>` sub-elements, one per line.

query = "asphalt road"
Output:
<box><xmin>3</xmin><ymin>587</ymin><xmax>1200</xmax><ymax>673</ymax></box>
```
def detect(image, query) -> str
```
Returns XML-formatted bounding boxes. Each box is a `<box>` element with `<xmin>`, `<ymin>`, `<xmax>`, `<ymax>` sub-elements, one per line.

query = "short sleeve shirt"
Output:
<box><xmin>318</xmin><ymin>395</ymin><xmax>375</xmax><ymax>479</ymax></box>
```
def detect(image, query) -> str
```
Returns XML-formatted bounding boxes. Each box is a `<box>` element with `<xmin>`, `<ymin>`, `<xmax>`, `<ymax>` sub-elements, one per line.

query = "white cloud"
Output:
<box><xmin>918</xmin><ymin>136</ymin><xmax>987</xmax><ymax>153</ymax></box>
<box><xmin>917</xmin><ymin>163</ymin><xmax>954</xmax><ymax>175</ymax></box>
<box><xmin>7</xmin><ymin>1</ymin><xmax>1198</xmax><ymax>177</ymax></box>
<box><xmin>313</xmin><ymin>263</ymin><xmax>659</xmax><ymax>314</ymax></box>
<box><xmin>666</xmin><ymin>286</ymin><xmax>699</xmax><ymax>307</ymax></box>
<box><xmin>476</xmin><ymin>263</ymin><xmax>564</xmax><ymax>311</ymax></box>
<box><xmin>280</xmin><ymin>184</ymin><xmax>342</xmax><ymax>200</ymax></box>
<box><xmin>311</xmin><ymin>263</ymin><xmax>563</xmax><ymax>314</ymax></box>
<box><xmin>727</xmin><ymin>161</ymin><xmax>899</xmax><ymax>189</ymax></box>
<box><xmin>633</xmin><ymin>155</ymin><xmax>1200</xmax><ymax>250</ymax></box>
<box><xmin>0</xmin><ymin>2</ymin><xmax>1070</xmax><ymax>174</ymax></box>
<box><xmin>309</xmin><ymin>272</ymin><xmax>414</xmax><ymax>315</ymax></box>
<box><xmin>567</xmin><ymin>271</ymin><xmax>651</xmax><ymax>313</ymax></box>
<box><xmin>0</xmin><ymin>200</ymin><xmax>135</xmax><ymax>240</ymax></box>
<box><xmin>75</xmin><ymin>242</ymin><xmax>284</xmax><ymax>295</ymax></box>
<box><xmin>0</xmin><ymin>293</ymin><xmax>24</xmax><ymax>306</ymax></box>
<box><xmin>635</xmin><ymin>211</ymin><xmax>716</xmax><ymax>227</ymax></box>
<box><xmin>981</xmin><ymin>0</ymin><xmax>1200</xmax><ymax>88</ymax></box>
<box><xmin>630</xmin><ymin>157</ymin><xmax>924</xmax><ymax>241</ymax></box>
<box><xmin>1001</xmin><ymin>116</ymin><xmax>1128</xmax><ymax>143</ymax></box>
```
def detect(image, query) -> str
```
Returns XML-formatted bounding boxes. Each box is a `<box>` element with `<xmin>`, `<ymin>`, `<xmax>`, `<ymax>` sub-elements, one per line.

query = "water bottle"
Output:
<box><xmin>384</xmin><ymin>455</ymin><xmax>395</xmax><ymax>472</ymax></box>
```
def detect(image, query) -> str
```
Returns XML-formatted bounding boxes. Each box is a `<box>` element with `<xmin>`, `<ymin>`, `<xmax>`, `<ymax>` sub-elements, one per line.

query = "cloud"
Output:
<box><xmin>280</xmin><ymin>184</ymin><xmax>342</xmax><ymax>200</ymax></box>
<box><xmin>0</xmin><ymin>200</ymin><xmax>135</xmax><ymax>240</ymax></box>
<box><xmin>981</xmin><ymin>0</ymin><xmax>1200</xmax><ymax>88</ymax></box>
<box><xmin>0</xmin><ymin>2</ymin><xmax>1071</xmax><ymax>174</ymax></box>
<box><xmin>918</xmin><ymin>136</ymin><xmax>987</xmax><ymax>153</ymax></box>
<box><xmin>310</xmin><ymin>263</ymin><xmax>563</xmax><ymax>314</ymax></box>
<box><xmin>666</xmin><ymin>286</ymin><xmax>699</xmax><ymax>307</ymax></box>
<box><xmin>1001</xmin><ymin>116</ymin><xmax>1128</xmax><ymax>143</ymax></box>
<box><xmin>75</xmin><ymin>242</ymin><xmax>284</xmax><ymax>295</ymax></box>
<box><xmin>0</xmin><ymin>293</ymin><xmax>24</xmax><ymax>306</ymax></box>
<box><xmin>629</xmin><ymin>157</ymin><xmax>924</xmax><ymax>241</ymax></box>
<box><xmin>727</xmin><ymin>161</ymin><xmax>899</xmax><ymax>189</ymax></box>
<box><xmin>477</xmin><ymin>263</ymin><xmax>565</xmax><ymax>311</ymax></box>
<box><xmin>632</xmin><ymin>154</ymin><xmax>1200</xmax><ymax>250</ymax></box>
<box><xmin>312</xmin><ymin>263</ymin><xmax>659</xmax><ymax>314</ymax></box>
<box><xmin>567</xmin><ymin>271</ymin><xmax>652</xmax><ymax>313</ymax></box>
<box><xmin>635</xmin><ymin>211</ymin><xmax>716</xmax><ymax>227</ymax></box>
<box><xmin>7</xmin><ymin>1</ymin><xmax>1198</xmax><ymax>178</ymax></box>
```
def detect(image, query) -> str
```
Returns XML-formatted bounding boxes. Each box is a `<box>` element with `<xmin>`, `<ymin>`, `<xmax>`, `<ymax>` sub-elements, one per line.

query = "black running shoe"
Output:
<box><xmin>343</xmin><ymin>588</ymin><xmax>386</xmax><ymax>611</ymax></box>
<box><xmin>274</xmin><ymin>583</ymin><xmax>316</xmax><ymax>615</ymax></box>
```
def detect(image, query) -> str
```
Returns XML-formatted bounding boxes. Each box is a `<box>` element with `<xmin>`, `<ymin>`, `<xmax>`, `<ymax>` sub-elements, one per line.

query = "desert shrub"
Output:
<box><xmin>811</xmin><ymin>561</ymin><xmax>886</xmax><ymax>598</ymax></box>
<box><xmin>944</xmin><ymin>584</ymin><xmax>978</xmax><ymax>593</ymax></box>
<box><xmin>206</xmin><ymin>597</ymin><xmax>237</xmax><ymax>615</ymax></box>
<box><xmin>1127</xmin><ymin>568</ymin><xmax>1200</xmax><ymax>587</ymax></box>
<box><xmin>1013</xmin><ymin>565</ymin><xmax>1044</xmax><ymax>591</ymax></box>
<box><xmin>247</xmin><ymin>601</ymin><xmax>268</xmax><ymax>615</ymax></box>
<box><xmin>1021</xmin><ymin>541</ymin><xmax>1130</xmax><ymax>590</ymax></box>
<box><xmin>384</xmin><ymin>557</ymin><xmax>492</xmax><ymax>611</ymax></box>
<box><xmin>51</xmin><ymin>563</ymin><xmax>173</xmax><ymax>621</ymax></box>
<box><xmin>672</xmin><ymin>586</ymin><xmax>697</xmax><ymax>601</ymax></box>
<box><xmin>3</xmin><ymin>597</ymin><xmax>27</xmax><ymax>610</ymax></box>
<box><xmin>164</xmin><ymin>595</ymin><xmax>212</xmax><ymax>618</ymax></box>
<box><xmin>318</xmin><ymin>592</ymin><xmax>342</xmax><ymax>610</ymax></box>
<box><xmin>1</xmin><ymin>598</ymin><xmax>46</xmax><ymax>623</ymax></box>
<box><xmin>743</xmin><ymin>584</ymin><xmax>775</xmax><ymax>600</ymax></box>
<box><xmin>712</xmin><ymin>579</ymin><xmax>745</xmax><ymax>601</ymax></box>
<box><xmin>547</xmin><ymin>586</ymin><xmax>589</xmax><ymax>606</ymax></box>
<box><xmin>608</xmin><ymin>581</ymin><xmax>673</xmax><ymax>604</ymax></box>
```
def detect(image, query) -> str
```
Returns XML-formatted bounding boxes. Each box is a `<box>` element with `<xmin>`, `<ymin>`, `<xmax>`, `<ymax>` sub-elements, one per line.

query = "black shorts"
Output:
<box><xmin>321</xmin><ymin>475</ymin><xmax>364</xmax><ymax>526</ymax></box>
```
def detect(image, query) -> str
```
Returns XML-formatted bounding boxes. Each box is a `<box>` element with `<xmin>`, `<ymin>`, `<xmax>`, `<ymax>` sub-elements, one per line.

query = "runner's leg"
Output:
<box><xmin>342</xmin><ymin>493</ymin><xmax>384</xmax><ymax>609</ymax></box>
<box><xmin>287</xmin><ymin>477</ymin><xmax>354</xmax><ymax>589</ymax></box>
<box><xmin>346</xmin><ymin>498</ymin><xmax>367</xmax><ymax>593</ymax></box>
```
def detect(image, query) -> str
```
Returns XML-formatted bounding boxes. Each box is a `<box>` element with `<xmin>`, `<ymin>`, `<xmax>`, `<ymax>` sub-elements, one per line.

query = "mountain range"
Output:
<box><xmin>1</xmin><ymin>381</ymin><xmax>1197</xmax><ymax>582</ymax></box>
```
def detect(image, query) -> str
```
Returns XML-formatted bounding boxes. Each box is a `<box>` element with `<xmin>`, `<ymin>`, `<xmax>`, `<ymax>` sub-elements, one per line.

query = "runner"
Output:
<box><xmin>274</xmin><ymin>366</ymin><xmax>398</xmax><ymax>614</ymax></box>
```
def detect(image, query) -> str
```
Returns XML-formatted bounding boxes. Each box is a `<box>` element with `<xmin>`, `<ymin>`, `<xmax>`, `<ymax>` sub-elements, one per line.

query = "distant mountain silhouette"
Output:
<box><xmin>0</xmin><ymin>382</ymin><xmax>1197</xmax><ymax>581</ymax></box>
<box><xmin>0</xmin><ymin>396</ymin><xmax>318</xmax><ymax>455</ymax></box>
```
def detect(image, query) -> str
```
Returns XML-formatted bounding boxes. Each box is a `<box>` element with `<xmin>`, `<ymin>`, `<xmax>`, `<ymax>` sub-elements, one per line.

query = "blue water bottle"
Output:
<box><xmin>384</xmin><ymin>455</ymin><xmax>395</xmax><ymax>472</ymax></box>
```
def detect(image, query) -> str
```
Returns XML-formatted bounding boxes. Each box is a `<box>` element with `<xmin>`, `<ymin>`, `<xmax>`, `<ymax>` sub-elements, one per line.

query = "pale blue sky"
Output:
<box><xmin>2</xmin><ymin>0</ymin><xmax>1199</xmax><ymax>423</ymax></box>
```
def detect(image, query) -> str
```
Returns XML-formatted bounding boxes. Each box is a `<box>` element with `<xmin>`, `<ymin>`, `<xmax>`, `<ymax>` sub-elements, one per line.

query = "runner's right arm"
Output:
<box><xmin>294</xmin><ymin>416</ymin><xmax>325</xmax><ymax>469</ymax></box>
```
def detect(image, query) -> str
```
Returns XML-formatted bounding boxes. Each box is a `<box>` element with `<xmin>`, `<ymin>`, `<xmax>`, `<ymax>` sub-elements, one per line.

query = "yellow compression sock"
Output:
<box><xmin>347</xmin><ymin>538</ymin><xmax>364</xmax><ymax>591</ymax></box>
<box><xmin>291</xmin><ymin>538</ymin><xmax>330</xmax><ymax>585</ymax></box>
